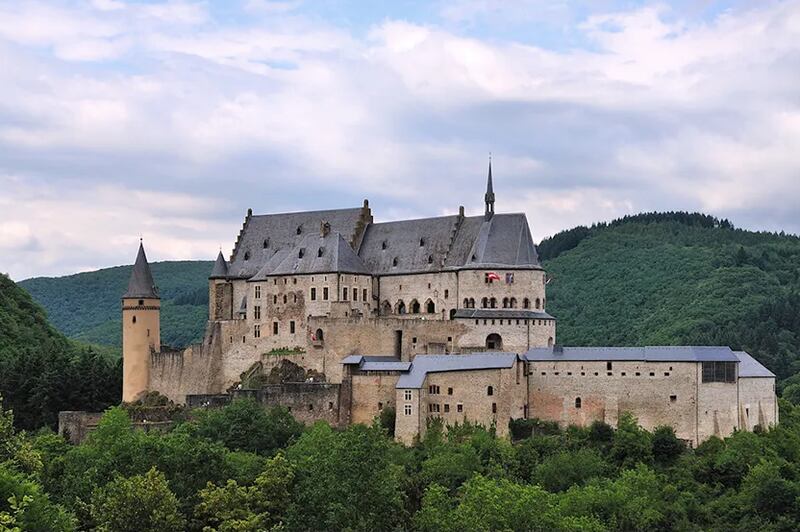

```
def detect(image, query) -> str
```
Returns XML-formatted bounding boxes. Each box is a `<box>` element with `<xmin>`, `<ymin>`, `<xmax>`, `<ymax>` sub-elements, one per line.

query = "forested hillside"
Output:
<box><xmin>20</xmin><ymin>260</ymin><xmax>213</xmax><ymax>349</ymax></box>
<box><xmin>542</xmin><ymin>213</ymin><xmax>800</xmax><ymax>380</ymax></box>
<box><xmin>0</xmin><ymin>274</ymin><xmax>120</xmax><ymax>429</ymax></box>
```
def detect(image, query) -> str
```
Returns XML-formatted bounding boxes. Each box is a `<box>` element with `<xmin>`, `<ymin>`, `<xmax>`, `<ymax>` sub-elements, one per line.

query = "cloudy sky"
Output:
<box><xmin>1</xmin><ymin>0</ymin><xmax>799</xmax><ymax>280</ymax></box>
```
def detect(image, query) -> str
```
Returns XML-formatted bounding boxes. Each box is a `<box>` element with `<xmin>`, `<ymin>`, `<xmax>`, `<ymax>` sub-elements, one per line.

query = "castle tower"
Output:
<box><xmin>485</xmin><ymin>156</ymin><xmax>495</xmax><ymax>220</ymax></box>
<box><xmin>122</xmin><ymin>241</ymin><xmax>160</xmax><ymax>402</ymax></box>
<box><xmin>209</xmin><ymin>250</ymin><xmax>232</xmax><ymax>320</ymax></box>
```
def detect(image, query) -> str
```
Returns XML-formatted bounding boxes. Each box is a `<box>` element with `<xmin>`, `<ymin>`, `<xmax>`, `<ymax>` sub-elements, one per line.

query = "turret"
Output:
<box><xmin>485</xmin><ymin>156</ymin><xmax>495</xmax><ymax>220</ymax></box>
<box><xmin>121</xmin><ymin>241</ymin><xmax>160</xmax><ymax>402</ymax></box>
<box><xmin>209</xmin><ymin>250</ymin><xmax>233</xmax><ymax>320</ymax></box>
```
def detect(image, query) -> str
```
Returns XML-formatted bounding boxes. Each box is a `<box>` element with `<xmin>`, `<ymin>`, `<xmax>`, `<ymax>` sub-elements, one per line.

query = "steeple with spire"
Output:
<box><xmin>123</xmin><ymin>241</ymin><xmax>160</xmax><ymax>299</ymax></box>
<box><xmin>210</xmin><ymin>250</ymin><xmax>229</xmax><ymax>279</ymax></box>
<box><xmin>484</xmin><ymin>155</ymin><xmax>495</xmax><ymax>220</ymax></box>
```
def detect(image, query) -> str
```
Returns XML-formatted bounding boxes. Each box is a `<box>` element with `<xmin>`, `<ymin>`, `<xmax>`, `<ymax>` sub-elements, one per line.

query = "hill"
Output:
<box><xmin>20</xmin><ymin>260</ymin><xmax>214</xmax><ymax>349</ymax></box>
<box><xmin>542</xmin><ymin>212</ymin><xmax>800</xmax><ymax>380</ymax></box>
<box><xmin>0</xmin><ymin>274</ymin><xmax>120</xmax><ymax>429</ymax></box>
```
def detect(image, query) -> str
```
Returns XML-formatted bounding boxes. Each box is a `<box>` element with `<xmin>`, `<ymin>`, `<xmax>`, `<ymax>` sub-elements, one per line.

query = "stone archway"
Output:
<box><xmin>486</xmin><ymin>333</ymin><xmax>503</xmax><ymax>350</ymax></box>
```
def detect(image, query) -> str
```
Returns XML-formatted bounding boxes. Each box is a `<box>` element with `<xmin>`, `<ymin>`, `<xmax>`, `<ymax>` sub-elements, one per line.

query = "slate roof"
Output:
<box><xmin>341</xmin><ymin>355</ymin><xmax>411</xmax><ymax>372</ymax></box>
<box><xmin>453</xmin><ymin>309</ymin><xmax>555</xmax><ymax>320</ymax></box>
<box><xmin>209</xmin><ymin>251</ymin><xmax>229</xmax><ymax>279</ymax></box>
<box><xmin>228</xmin><ymin>207</ymin><xmax>365</xmax><ymax>279</ymax></box>
<box><xmin>524</xmin><ymin>346</ymin><xmax>740</xmax><ymax>363</ymax></box>
<box><xmin>465</xmin><ymin>213</ymin><xmax>539</xmax><ymax>267</ymax></box>
<box><xmin>251</xmin><ymin>231</ymin><xmax>369</xmax><ymax>279</ymax></box>
<box><xmin>396</xmin><ymin>352</ymin><xmax>518</xmax><ymax>389</ymax></box>
<box><xmin>734</xmin><ymin>351</ymin><xmax>775</xmax><ymax>378</ymax></box>
<box><xmin>123</xmin><ymin>243</ymin><xmax>159</xmax><ymax>299</ymax></box>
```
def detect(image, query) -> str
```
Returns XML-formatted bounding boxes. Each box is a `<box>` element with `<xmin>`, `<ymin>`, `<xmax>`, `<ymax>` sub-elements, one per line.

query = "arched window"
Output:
<box><xmin>463</xmin><ymin>298</ymin><xmax>469</xmax><ymax>308</ymax></box>
<box><xmin>426</xmin><ymin>299</ymin><xmax>435</xmax><ymax>313</ymax></box>
<box><xmin>244</xmin><ymin>251</ymin><xmax>250</xmax><ymax>260</ymax></box>
<box><xmin>392</xmin><ymin>257</ymin><xmax>398</xmax><ymax>267</ymax></box>
<box><xmin>502</xmin><ymin>297</ymin><xmax>509</xmax><ymax>308</ymax></box>
<box><xmin>449</xmin><ymin>309</ymin><xmax>456</xmax><ymax>319</ymax></box>
<box><xmin>382</xmin><ymin>300</ymin><xmax>392</xmax><ymax>315</ymax></box>
<box><xmin>535</xmin><ymin>298</ymin><xmax>541</xmax><ymax>309</ymax></box>
<box><xmin>481</xmin><ymin>297</ymin><xmax>488</xmax><ymax>308</ymax></box>
<box><xmin>575</xmin><ymin>397</ymin><xmax>582</xmax><ymax>409</ymax></box>
<box><xmin>487</xmin><ymin>386</ymin><xmax>494</xmax><ymax>396</ymax></box>
<box><xmin>510</xmin><ymin>297</ymin><xmax>517</xmax><ymax>308</ymax></box>
<box><xmin>315</xmin><ymin>328</ymin><xmax>324</xmax><ymax>342</ymax></box>
<box><xmin>523</xmin><ymin>298</ymin><xmax>530</xmax><ymax>309</ymax></box>
<box><xmin>469</xmin><ymin>298</ymin><xmax>475</xmax><ymax>308</ymax></box>
<box><xmin>427</xmin><ymin>255</ymin><xmax>433</xmax><ymax>264</ymax></box>
<box><xmin>298</xmin><ymin>248</ymin><xmax>305</xmax><ymax>258</ymax></box>
<box><xmin>396</xmin><ymin>300</ymin><xmax>406</xmax><ymax>315</ymax></box>
<box><xmin>132</xmin><ymin>316</ymin><xmax>136</xmax><ymax>324</ymax></box>
<box><xmin>486</xmin><ymin>333</ymin><xmax>502</xmax><ymax>350</ymax></box>
<box><xmin>411</xmin><ymin>300</ymin><xmax>421</xmax><ymax>314</ymax></box>
<box><xmin>419</xmin><ymin>238</ymin><xmax>425</xmax><ymax>246</ymax></box>
<box><xmin>318</xmin><ymin>247</ymin><xmax>324</xmax><ymax>257</ymax></box>
<box><xmin>381</xmin><ymin>241</ymin><xmax>387</xmax><ymax>250</ymax></box>
<box><xmin>263</xmin><ymin>238</ymin><xmax>269</xmax><ymax>248</ymax></box>
<box><xmin>547</xmin><ymin>336</ymin><xmax>554</xmax><ymax>347</ymax></box>
<box><xmin>296</xmin><ymin>225</ymin><xmax>302</xmax><ymax>235</ymax></box>
<box><xmin>490</xmin><ymin>297</ymin><xmax>497</xmax><ymax>309</ymax></box>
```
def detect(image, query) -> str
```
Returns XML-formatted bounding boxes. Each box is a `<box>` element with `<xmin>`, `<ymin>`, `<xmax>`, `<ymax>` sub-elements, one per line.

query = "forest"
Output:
<box><xmin>4</xmin><ymin>396</ymin><xmax>800</xmax><ymax>531</ymax></box>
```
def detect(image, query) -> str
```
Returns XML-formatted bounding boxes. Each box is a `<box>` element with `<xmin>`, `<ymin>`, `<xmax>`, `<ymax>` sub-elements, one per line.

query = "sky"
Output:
<box><xmin>1</xmin><ymin>0</ymin><xmax>799</xmax><ymax>280</ymax></box>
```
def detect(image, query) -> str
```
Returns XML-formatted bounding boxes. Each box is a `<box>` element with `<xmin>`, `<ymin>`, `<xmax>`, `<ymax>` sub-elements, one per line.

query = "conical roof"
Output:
<box><xmin>210</xmin><ymin>251</ymin><xmax>229</xmax><ymax>279</ymax></box>
<box><xmin>123</xmin><ymin>242</ymin><xmax>160</xmax><ymax>299</ymax></box>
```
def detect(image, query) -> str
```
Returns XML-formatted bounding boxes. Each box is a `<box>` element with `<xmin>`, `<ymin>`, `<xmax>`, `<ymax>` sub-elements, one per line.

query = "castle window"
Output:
<box><xmin>664</xmin><ymin>372</ymin><xmax>670</xmax><ymax>376</ymax></box>
<box><xmin>298</xmin><ymin>249</ymin><xmax>305</xmax><ymax>258</ymax></box>
<box><xmin>311</xmin><ymin>287</ymin><xmax>317</xmax><ymax>301</ymax></box>
<box><xmin>342</xmin><ymin>287</ymin><xmax>348</xmax><ymax>301</ymax></box>
<box><xmin>404</xmin><ymin>404</ymin><xmax>412</xmax><ymax>416</ymax></box>
<box><xmin>420</xmin><ymin>238</ymin><xmax>425</xmax><ymax>246</ymax></box>
<box><xmin>523</xmin><ymin>298</ymin><xmax>530</xmax><ymax>309</ymax></box>
<box><xmin>670</xmin><ymin>395</ymin><xmax>677</xmax><ymax>403</ymax></box>
<box><xmin>244</xmin><ymin>251</ymin><xmax>250</xmax><ymax>260</ymax></box>
<box><xmin>353</xmin><ymin>289</ymin><xmax>358</xmax><ymax>302</ymax></box>
<box><xmin>138</xmin><ymin>299</ymin><xmax>144</xmax><ymax>306</ymax></box>
<box><xmin>293</xmin><ymin>278</ymin><xmax>297</xmax><ymax>284</ymax></box>
<box><xmin>469</xmin><ymin>298</ymin><xmax>475</xmax><ymax>308</ymax></box>
<box><xmin>447</xmin><ymin>387</ymin><xmax>453</xmax><ymax>395</ymax></box>
<box><xmin>502</xmin><ymin>297</ymin><xmax>509</xmax><ymax>308</ymax></box>
<box><xmin>429</xmin><ymin>385</ymin><xmax>440</xmax><ymax>394</ymax></box>
<box><xmin>428</xmin><ymin>255</ymin><xmax>433</xmax><ymax>264</ymax></box>
<box><xmin>607</xmin><ymin>362</ymin><xmax>612</xmax><ymax>371</ymax></box>
<box><xmin>392</xmin><ymin>257</ymin><xmax>398</xmax><ymax>267</ymax></box>
<box><xmin>649</xmin><ymin>372</ymin><xmax>655</xmax><ymax>377</ymax></box>
<box><xmin>397</xmin><ymin>300</ymin><xmax>406</xmax><ymax>314</ymax></box>
<box><xmin>635</xmin><ymin>372</ymin><xmax>641</xmax><ymax>376</ymax></box>
<box><xmin>449</xmin><ymin>309</ymin><xmax>456</xmax><ymax>319</ymax></box>
<box><xmin>132</xmin><ymin>316</ymin><xmax>136</xmax><ymax>324</ymax></box>
<box><xmin>308</xmin><ymin>403</ymin><xmax>313</xmax><ymax>411</ymax></box>
<box><xmin>457</xmin><ymin>403</ymin><xmax>463</xmax><ymax>413</ymax></box>
<box><xmin>363</xmin><ymin>288</ymin><xmax>368</xmax><ymax>302</ymax></box>
<box><xmin>315</xmin><ymin>328</ymin><xmax>324</xmax><ymax>342</ymax></box>
<box><xmin>382</xmin><ymin>241</ymin><xmax>387</xmax><ymax>250</ymax></box>
<box><xmin>273</xmin><ymin>295</ymin><xmax>278</xmax><ymax>304</ymax></box>
<box><xmin>426</xmin><ymin>300</ymin><xmax>435</xmax><ymax>313</ymax></box>
<box><xmin>147</xmin><ymin>329</ymin><xmax>150</xmax><ymax>337</ymax></box>
<box><xmin>254</xmin><ymin>306</ymin><xmax>261</xmax><ymax>320</ymax></box>
<box><xmin>575</xmin><ymin>397</ymin><xmax>582</xmax><ymax>409</ymax></box>
<box><xmin>481</xmin><ymin>297</ymin><xmax>488</xmax><ymax>308</ymax></box>
<box><xmin>329</xmin><ymin>402</ymin><xmax>334</xmax><ymax>410</ymax></box>
<box><xmin>444</xmin><ymin>404</ymin><xmax>450</xmax><ymax>413</ymax></box>
<box><xmin>487</xmin><ymin>386</ymin><xmax>494</xmax><ymax>396</ymax></box>
<box><xmin>510</xmin><ymin>297</ymin><xmax>517</xmax><ymax>308</ymax></box>
<box><xmin>242</xmin><ymin>336</ymin><xmax>246</xmax><ymax>343</ymax></box>
<box><xmin>254</xmin><ymin>324</ymin><xmax>261</xmax><ymax>338</ymax></box>
<box><xmin>535</xmin><ymin>298</ymin><xmax>541</xmax><ymax>309</ymax></box>
<box><xmin>492</xmin><ymin>402</ymin><xmax>497</xmax><ymax>414</ymax></box>
<box><xmin>701</xmin><ymin>361</ymin><xmax>736</xmax><ymax>383</ymax></box>
<box><xmin>490</xmin><ymin>297</ymin><xmax>497</xmax><ymax>308</ymax></box>
<box><xmin>411</xmin><ymin>300</ymin><xmax>420</xmax><ymax>314</ymax></box>
<box><xmin>621</xmin><ymin>372</ymin><xmax>626</xmax><ymax>376</ymax></box>
<box><xmin>404</xmin><ymin>390</ymin><xmax>412</xmax><ymax>401</ymax></box>
<box><xmin>378</xmin><ymin>402</ymin><xmax>383</xmax><ymax>410</ymax></box>
<box><xmin>463</xmin><ymin>298</ymin><xmax>469</xmax><ymax>308</ymax></box>
<box><xmin>296</xmin><ymin>225</ymin><xmax>302</xmax><ymax>235</ymax></box>
<box><xmin>323</xmin><ymin>287</ymin><xmax>329</xmax><ymax>300</ymax></box>
<box><xmin>444</xmin><ymin>289</ymin><xmax>449</xmax><ymax>299</ymax></box>
<box><xmin>283</xmin><ymin>295</ymin><xmax>287</xmax><ymax>304</ymax></box>
<box><xmin>255</xmin><ymin>286</ymin><xmax>261</xmax><ymax>299</ymax></box>
<box><xmin>273</xmin><ymin>322</ymin><xmax>278</xmax><ymax>335</ymax></box>
<box><xmin>318</xmin><ymin>247</ymin><xmax>324</xmax><ymax>257</ymax></box>
<box><xmin>290</xmin><ymin>321</ymin><xmax>296</xmax><ymax>334</ymax></box>
<box><xmin>263</xmin><ymin>239</ymin><xmax>269</xmax><ymax>248</ymax></box>
<box><xmin>274</xmin><ymin>279</ymin><xmax>277</xmax><ymax>285</ymax></box>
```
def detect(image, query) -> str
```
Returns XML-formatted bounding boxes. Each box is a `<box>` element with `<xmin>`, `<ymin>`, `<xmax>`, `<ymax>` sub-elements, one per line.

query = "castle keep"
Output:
<box><xmin>121</xmin><ymin>164</ymin><xmax>778</xmax><ymax>446</ymax></box>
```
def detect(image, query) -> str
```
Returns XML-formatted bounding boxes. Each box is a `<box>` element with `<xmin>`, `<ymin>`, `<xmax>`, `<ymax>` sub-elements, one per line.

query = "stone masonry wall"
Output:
<box><xmin>738</xmin><ymin>377</ymin><xmax>779</xmax><ymax>431</ymax></box>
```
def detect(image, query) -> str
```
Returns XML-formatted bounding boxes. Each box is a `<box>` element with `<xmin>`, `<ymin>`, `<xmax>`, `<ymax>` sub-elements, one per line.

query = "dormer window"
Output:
<box><xmin>298</xmin><ymin>248</ymin><xmax>305</xmax><ymax>258</ymax></box>
<box><xmin>381</xmin><ymin>241</ymin><xmax>387</xmax><ymax>250</ymax></box>
<box><xmin>419</xmin><ymin>238</ymin><xmax>425</xmax><ymax>246</ymax></box>
<box><xmin>427</xmin><ymin>255</ymin><xmax>433</xmax><ymax>264</ymax></box>
<box><xmin>318</xmin><ymin>247</ymin><xmax>324</xmax><ymax>257</ymax></box>
<box><xmin>244</xmin><ymin>251</ymin><xmax>250</xmax><ymax>260</ymax></box>
<box><xmin>263</xmin><ymin>239</ymin><xmax>269</xmax><ymax>248</ymax></box>
<box><xmin>392</xmin><ymin>257</ymin><xmax>398</xmax><ymax>267</ymax></box>
<box><xmin>296</xmin><ymin>225</ymin><xmax>302</xmax><ymax>235</ymax></box>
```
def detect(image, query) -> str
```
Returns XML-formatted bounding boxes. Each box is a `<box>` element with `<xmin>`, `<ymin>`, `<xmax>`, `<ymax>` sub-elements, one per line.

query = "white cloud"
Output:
<box><xmin>0</xmin><ymin>0</ymin><xmax>798</xmax><ymax>278</ymax></box>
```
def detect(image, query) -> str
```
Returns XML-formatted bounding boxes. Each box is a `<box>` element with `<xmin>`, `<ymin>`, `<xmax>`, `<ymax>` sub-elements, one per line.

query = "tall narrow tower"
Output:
<box><xmin>121</xmin><ymin>241</ymin><xmax>160</xmax><ymax>403</ymax></box>
<box><xmin>484</xmin><ymin>156</ymin><xmax>495</xmax><ymax>220</ymax></box>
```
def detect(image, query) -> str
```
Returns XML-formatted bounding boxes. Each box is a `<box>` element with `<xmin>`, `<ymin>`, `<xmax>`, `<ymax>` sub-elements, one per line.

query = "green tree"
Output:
<box><xmin>651</xmin><ymin>425</ymin><xmax>686</xmax><ymax>466</ymax></box>
<box><xmin>533</xmin><ymin>449</ymin><xmax>609</xmax><ymax>492</ymax></box>
<box><xmin>194</xmin><ymin>454</ymin><xmax>294</xmax><ymax>532</ymax></box>
<box><xmin>610</xmin><ymin>413</ymin><xmax>653</xmax><ymax>468</ymax></box>
<box><xmin>91</xmin><ymin>467</ymin><xmax>184</xmax><ymax>532</ymax></box>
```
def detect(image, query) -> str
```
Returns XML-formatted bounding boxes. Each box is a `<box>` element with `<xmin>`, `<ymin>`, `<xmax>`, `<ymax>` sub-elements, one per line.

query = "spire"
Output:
<box><xmin>210</xmin><ymin>250</ymin><xmax>229</xmax><ymax>279</ymax></box>
<box><xmin>484</xmin><ymin>154</ymin><xmax>495</xmax><ymax>220</ymax></box>
<box><xmin>123</xmin><ymin>241</ymin><xmax>159</xmax><ymax>299</ymax></box>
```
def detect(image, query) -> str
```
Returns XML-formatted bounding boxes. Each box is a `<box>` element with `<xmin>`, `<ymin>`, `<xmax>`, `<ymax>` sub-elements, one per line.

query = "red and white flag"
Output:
<box><xmin>487</xmin><ymin>272</ymin><xmax>501</xmax><ymax>281</ymax></box>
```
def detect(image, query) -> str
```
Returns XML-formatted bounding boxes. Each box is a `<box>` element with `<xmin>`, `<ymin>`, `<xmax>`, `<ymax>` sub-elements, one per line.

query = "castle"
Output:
<box><xmin>120</xmin><ymin>164</ymin><xmax>778</xmax><ymax>446</ymax></box>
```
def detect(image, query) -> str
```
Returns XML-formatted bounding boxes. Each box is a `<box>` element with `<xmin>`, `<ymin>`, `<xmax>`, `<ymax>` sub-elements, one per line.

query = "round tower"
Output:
<box><xmin>122</xmin><ymin>241</ymin><xmax>160</xmax><ymax>403</ymax></box>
